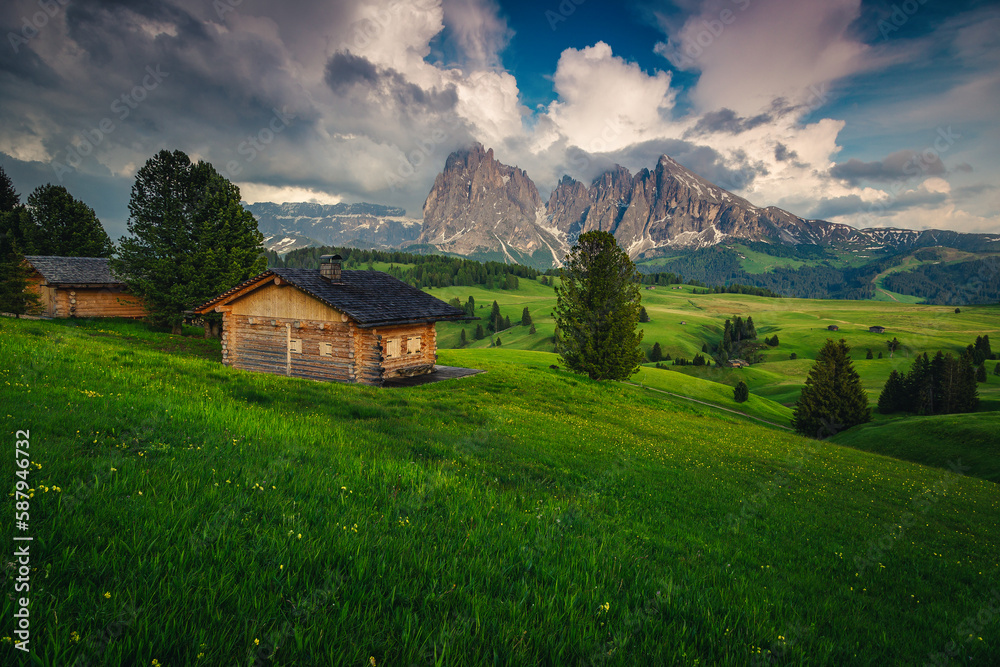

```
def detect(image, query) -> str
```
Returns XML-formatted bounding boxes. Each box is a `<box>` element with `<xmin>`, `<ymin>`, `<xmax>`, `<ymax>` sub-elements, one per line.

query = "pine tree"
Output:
<box><xmin>733</xmin><ymin>380</ymin><xmax>749</xmax><ymax>403</ymax></box>
<box><xmin>792</xmin><ymin>339</ymin><xmax>871</xmax><ymax>438</ymax></box>
<box><xmin>553</xmin><ymin>231</ymin><xmax>644</xmax><ymax>381</ymax></box>
<box><xmin>112</xmin><ymin>150</ymin><xmax>265</xmax><ymax>334</ymax></box>
<box><xmin>26</xmin><ymin>185</ymin><xmax>114</xmax><ymax>257</ymax></box>
<box><xmin>495</xmin><ymin>336</ymin><xmax>502</xmax><ymax>347</ymax></box>
<box><xmin>769</xmin><ymin>334</ymin><xmax>779</xmax><ymax>347</ymax></box>
<box><xmin>878</xmin><ymin>370</ymin><xmax>906</xmax><ymax>414</ymax></box>
<box><xmin>649</xmin><ymin>342</ymin><xmax>663</xmax><ymax>362</ymax></box>
<box><xmin>701</xmin><ymin>342</ymin><xmax>709</xmax><ymax>353</ymax></box>
<box><xmin>459</xmin><ymin>328</ymin><xmax>467</xmax><ymax>347</ymax></box>
<box><xmin>0</xmin><ymin>166</ymin><xmax>18</xmax><ymax>213</ymax></box>
<box><xmin>639</xmin><ymin>306</ymin><xmax>650</xmax><ymax>323</ymax></box>
<box><xmin>976</xmin><ymin>364</ymin><xmax>987</xmax><ymax>383</ymax></box>
<box><xmin>521</xmin><ymin>306</ymin><xmax>532</xmax><ymax>326</ymax></box>
<box><xmin>0</xmin><ymin>230</ymin><xmax>40</xmax><ymax>317</ymax></box>
<box><xmin>474</xmin><ymin>323</ymin><xmax>485</xmax><ymax>340</ymax></box>
<box><xmin>488</xmin><ymin>300</ymin><xmax>501</xmax><ymax>332</ymax></box>
<box><xmin>465</xmin><ymin>295</ymin><xmax>476</xmax><ymax>316</ymax></box>
<box><xmin>746</xmin><ymin>316</ymin><xmax>757</xmax><ymax>340</ymax></box>
<box><xmin>504</xmin><ymin>315</ymin><xmax>511</xmax><ymax>330</ymax></box>
<box><xmin>529</xmin><ymin>323</ymin><xmax>536</xmax><ymax>334</ymax></box>
<box><xmin>866</xmin><ymin>348</ymin><xmax>873</xmax><ymax>359</ymax></box>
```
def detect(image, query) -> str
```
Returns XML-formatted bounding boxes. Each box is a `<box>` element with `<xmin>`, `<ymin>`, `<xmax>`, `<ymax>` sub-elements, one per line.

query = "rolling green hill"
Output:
<box><xmin>1</xmin><ymin>317</ymin><xmax>998</xmax><ymax>665</ymax></box>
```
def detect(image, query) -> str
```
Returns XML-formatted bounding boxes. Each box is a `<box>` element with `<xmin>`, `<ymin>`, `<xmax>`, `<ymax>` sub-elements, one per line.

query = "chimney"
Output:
<box><xmin>320</xmin><ymin>254</ymin><xmax>342</xmax><ymax>283</ymax></box>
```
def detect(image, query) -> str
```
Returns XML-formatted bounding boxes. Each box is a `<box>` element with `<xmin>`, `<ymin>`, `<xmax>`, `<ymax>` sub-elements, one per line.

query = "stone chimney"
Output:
<box><xmin>320</xmin><ymin>254</ymin><xmax>342</xmax><ymax>283</ymax></box>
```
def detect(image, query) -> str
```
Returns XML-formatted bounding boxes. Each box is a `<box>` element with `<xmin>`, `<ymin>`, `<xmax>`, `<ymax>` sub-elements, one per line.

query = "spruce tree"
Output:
<box><xmin>733</xmin><ymin>380</ymin><xmax>749</xmax><ymax>403</ymax></box>
<box><xmin>746</xmin><ymin>316</ymin><xmax>757</xmax><ymax>340</ymax></box>
<box><xmin>488</xmin><ymin>301</ymin><xmax>501</xmax><ymax>332</ymax></box>
<box><xmin>504</xmin><ymin>315</ymin><xmax>511</xmax><ymax>330</ymax></box>
<box><xmin>26</xmin><ymin>185</ymin><xmax>114</xmax><ymax>257</ymax></box>
<box><xmin>792</xmin><ymin>339</ymin><xmax>871</xmax><ymax>438</ymax></box>
<box><xmin>0</xmin><ymin>230</ymin><xmax>40</xmax><ymax>317</ymax></box>
<box><xmin>976</xmin><ymin>364</ymin><xmax>987</xmax><ymax>383</ymax></box>
<box><xmin>112</xmin><ymin>149</ymin><xmax>265</xmax><ymax>334</ymax></box>
<box><xmin>877</xmin><ymin>370</ymin><xmax>906</xmax><ymax>414</ymax></box>
<box><xmin>474</xmin><ymin>323</ymin><xmax>485</xmax><ymax>340</ymax></box>
<box><xmin>649</xmin><ymin>342</ymin><xmax>663</xmax><ymax>362</ymax></box>
<box><xmin>459</xmin><ymin>328</ymin><xmax>467</xmax><ymax>346</ymax></box>
<box><xmin>866</xmin><ymin>349</ymin><xmax>873</xmax><ymax>359</ymax></box>
<box><xmin>639</xmin><ymin>306</ymin><xmax>650</xmax><ymax>323</ymax></box>
<box><xmin>0</xmin><ymin>166</ymin><xmax>18</xmax><ymax>213</ymax></box>
<box><xmin>495</xmin><ymin>336</ymin><xmax>502</xmax><ymax>347</ymax></box>
<box><xmin>553</xmin><ymin>231</ymin><xmax>644</xmax><ymax>381</ymax></box>
<box><xmin>529</xmin><ymin>323</ymin><xmax>536</xmax><ymax>334</ymax></box>
<box><xmin>521</xmin><ymin>306</ymin><xmax>532</xmax><ymax>326</ymax></box>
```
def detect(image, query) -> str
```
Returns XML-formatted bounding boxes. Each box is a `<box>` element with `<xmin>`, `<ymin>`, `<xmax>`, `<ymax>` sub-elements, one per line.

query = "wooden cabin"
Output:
<box><xmin>869</xmin><ymin>326</ymin><xmax>886</xmax><ymax>334</ymax></box>
<box><xmin>195</xmin><ymin>255</ymin><xmax>470</xmax><ymax>386</ymax></box>
<box><xmin>727</xmin><ymin>359</ymin><xmax>750</xmax><ymax>368</ymax></box>
<box><xmin>24</xmin><ymin>256</ymin><xmax>147</xmax><ymax>318</ymax></box>
<box><xmin>827</xmin><ymin>325</ymin><xmax>839</xmax><ymax>331</ymax></box>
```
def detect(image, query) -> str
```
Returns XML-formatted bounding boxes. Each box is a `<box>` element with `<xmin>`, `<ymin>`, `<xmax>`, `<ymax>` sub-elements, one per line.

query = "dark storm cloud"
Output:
<box><xmin>809</xmin><ymin>189</ymin><xmax>948</xmax><ymax>220</ymax></box>
<box><xmin>324</xmin><ymin>51</ymin><xmax>459</xmax><ymax>112</ymax></box>
<box><xmin>688</xmin><ymin>108</ymin><xmax>772</xmax><ymax>136</ymax></box>
<box><xmin>774</xmin><ymin>142</ymin><xmax>798</xmax><ymax>162</ymax></box>
<box><xmin>830</xmin><ymin>149</ymin><xmax>947</xmax><ymax>184</ymax></box>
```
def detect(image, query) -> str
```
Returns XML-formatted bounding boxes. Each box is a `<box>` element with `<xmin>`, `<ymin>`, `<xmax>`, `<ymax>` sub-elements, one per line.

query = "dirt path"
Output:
<box><xmin>877</xmin><ymin>287</ymin><xmax>901</xmax><ymax>302</ymax></box>
<box><xmin>621</xmin><ymin>381</ymin><xmax>793</xmax><ymax>431</ymax></box>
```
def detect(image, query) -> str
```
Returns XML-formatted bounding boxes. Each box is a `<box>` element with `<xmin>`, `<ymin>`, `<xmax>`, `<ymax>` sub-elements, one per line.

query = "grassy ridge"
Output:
<box><xmin>1</xmin><ymin>318</ymin><xmax>999</xmax><ymax>665</ymax></box>
<box><xmin>433</xmin><ymin>281</ymin><xmax>1000</xmax><ymax>409</ymax></box>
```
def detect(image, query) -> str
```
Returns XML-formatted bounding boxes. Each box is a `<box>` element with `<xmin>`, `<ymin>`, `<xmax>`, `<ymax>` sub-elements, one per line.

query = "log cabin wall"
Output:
<box><xmin>376</xmin><ymin>322</ymin><xmax>438</xmax><ymax>378</ymax></box>
<box><xmin>64</xmin><ymin>288</ymin><xmax>146</xmax><ymax>318</ymax></box>
<box><xmin>354</xmin><ymin>327</ymin><xmax>385</xmax><ymax>386</ymax></box>
<box><xmin>227</xmin><ymin>282</ymin><xmax>359</xmax><ymax>383</ymax></box>
<box><xmin>25</xmin><ymin>274</ymin><xmax>56</xmax><ymax>316</ymax></box>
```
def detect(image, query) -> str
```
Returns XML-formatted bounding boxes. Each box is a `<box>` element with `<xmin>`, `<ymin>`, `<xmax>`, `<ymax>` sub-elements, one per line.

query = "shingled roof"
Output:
<box><xmin>25</xmin><ymin>256</ymin><xmax>124</xmax><ymax>286</ymax></box>
<box><xmin>197</xmin><ymin>268</ymin><xmax>471</xmax><ymax>328</ymax></box>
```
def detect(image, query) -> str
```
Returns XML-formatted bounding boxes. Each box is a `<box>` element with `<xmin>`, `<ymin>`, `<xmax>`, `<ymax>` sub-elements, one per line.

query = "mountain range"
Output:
<box><xmin>417</xmin><ymin>143</ymin><xmax>999</xmax><ymax>268</ymax></box>
<box><xmin>248</xmin><ymin>202</ymin><xmax>421</xmax><ymax>255</ymax></box>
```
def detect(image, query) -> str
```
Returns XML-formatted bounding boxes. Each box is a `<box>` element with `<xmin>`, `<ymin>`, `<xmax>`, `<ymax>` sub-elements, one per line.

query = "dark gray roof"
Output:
<box><xmin>198</xmin><ymin>268</ymin><xmax>471</xmax><ymax>328</ymax></box>
<box><xmin>25</xmin><ymin>256</ymin><xmax>123</xmax><ymax>285</ymax></box>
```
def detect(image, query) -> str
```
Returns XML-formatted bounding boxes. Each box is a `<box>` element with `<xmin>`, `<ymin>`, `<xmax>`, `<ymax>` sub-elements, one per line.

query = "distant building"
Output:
<box><xmin>23</xmin><ymin>256</ymin><xmax>147</xmax><ymax>319</ymax></box>
<box><xmin>728</xmin><ymin>359</ymin><xmax>750</xmax><ymax>368</ymax></box>
<box><xmin>679</xmin><ymin>320</ymin><xmax>687</xmax><ymax>325</ymax></box>
<box><xmin>827</xmin><ymin>325</ymin><xmax>839</xmax><ymax>331</ymax></box>
<box><xmin>869</xmin><ymin>326</ymin><xmax>886</xmax><ymax>334</ymax></box>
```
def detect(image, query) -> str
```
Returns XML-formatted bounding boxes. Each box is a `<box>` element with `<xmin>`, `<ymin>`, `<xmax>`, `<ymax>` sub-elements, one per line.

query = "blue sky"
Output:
<box><xmin>1</xmin><ymin>0</ymin><xmax>997</xmax><ymax>239</ymax></box>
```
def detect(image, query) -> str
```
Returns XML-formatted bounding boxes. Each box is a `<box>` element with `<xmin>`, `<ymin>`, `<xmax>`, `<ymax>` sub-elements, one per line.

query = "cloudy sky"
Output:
<box><xmin>2</xmin><ymin>0</ymin><xmax>998</xmax><ymax>240</ymax></box>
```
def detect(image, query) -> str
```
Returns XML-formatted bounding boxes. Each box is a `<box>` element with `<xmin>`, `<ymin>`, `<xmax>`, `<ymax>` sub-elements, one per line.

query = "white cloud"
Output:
<box><xmin>656</xmin><ymin>0</ymin><xmax>873</xmax><ymax>114</ymax></box>
<box><xmin>236</xmin><ymin>183</ymin><xmax>344</xmax><ymax>205</ymax></box>
<box><xmin>543</xmin><ymin>42</ymin><xmax>678</xmax><ymax>153</ymax></box>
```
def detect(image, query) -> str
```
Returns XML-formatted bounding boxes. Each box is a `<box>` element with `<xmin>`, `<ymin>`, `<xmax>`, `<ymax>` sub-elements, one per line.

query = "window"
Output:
<box><xmin>321</xmin><ymin>342</ymin><xmax>333</xmax><ymax>357</ymax></box>
<box><xmin>407</xmin><ymin>336</ymin><xmax>422</xmax><ymax>354</ymax></box>
<box><xmin>289</xmin><ymin>339</ymin><xmax>302</xmax><ymax>353</ymax></box>
<box><xmin>384</xmin><ymin>338</ymin><xmax>400</xmax><ymax>358</ymax></box>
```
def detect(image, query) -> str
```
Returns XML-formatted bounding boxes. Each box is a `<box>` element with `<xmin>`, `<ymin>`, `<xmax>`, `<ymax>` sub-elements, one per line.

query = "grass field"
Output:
<box><xmin>1</xmin><ymin>316</ymin><xmax>999</xmax><ymax>665</ymax></box>
<box><xmin>434</xmin><ymin>279</ymin><xmax>1000</xmax><ymax>409</ymax></box>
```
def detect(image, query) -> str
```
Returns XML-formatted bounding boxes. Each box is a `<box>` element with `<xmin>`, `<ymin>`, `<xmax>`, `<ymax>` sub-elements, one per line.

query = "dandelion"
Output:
<box><xmin>297</xmin><ymin>533</ymin><xmax>302</xmax><ymax>540</ymax></box>
<box><xmin>152</xmin><ymin>660</ymin><xmax>160</xmax><ymax>666</ymax></box>
<box><xmin>70</xmin><ymin>631</ymin><xmax>80</xmax><ymax>643</ymax></box>
<box><xmin>104</xmin><ymin>592</ymin><xmax>111</xmax><ymax>599</ymax></box>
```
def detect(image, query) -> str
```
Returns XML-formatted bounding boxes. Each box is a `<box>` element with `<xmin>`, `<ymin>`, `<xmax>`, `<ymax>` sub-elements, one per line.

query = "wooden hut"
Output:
<box><xmin>23</xmin><ymin>256</ymin><xmax>147</xmax><ymax>318</ymax></box>
<box><xmin>194</xmin><ymin>255</ymin><xmax>471</xmax><ymax>386</ymax></box>
<box><xmin>827</xmin><ymin>325</ymin><xmax>839</xmax><ymax>331</ymax></box>
<box><xmin>869</xmin><ymin>326</ymin><xmax>886</xmax><ymax>334</ymax></box>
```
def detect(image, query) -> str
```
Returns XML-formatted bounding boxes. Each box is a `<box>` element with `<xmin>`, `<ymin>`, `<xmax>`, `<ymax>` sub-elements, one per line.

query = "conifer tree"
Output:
<box><xmin>649</xmin><ymin>342</ymin><xmax>663</xmax><ymax>362</ymax></box>
<box><xmin>639</xmin><ymin>306</ymin><xmax>650</xmax><ymax>323</ymax></box>
<box><xmin>529</xmin><ymin>323</ymin><xmax>536</xmax><ymax>334</ymax></box>
<box><xmin>746</xmin><ymin>316</ymin><xmax>757</xmax><ymax>340</ymax></box>
<box><xmin>792</xmin><ymin>339</ymin><xmax>871</xmax><ymax>438</ymax></box>
<box><xmin>995</xmin><ymin>362</ymin><xmax>1000</xmax><ymax>377</ymax></box>
<box><xmin>976</xmin><ymin>364</ymin><xmax>987</xmax><ymax>383</ymax></box>
<box><xmin>488</xmin><ymin>300</ymin><xmax>501</xmax><ymax>332</ymax></box>
<box><xmin>887</xmin><ymin>337</ymin><xmax>900</xmax><ymax>358</ymax></box>
<box><xmin>877</xmin><ymin>370</ymin><xmax>906</xmax><ymax>414</ymax></box>
<box><xmin>866</xmin><ymin>349</ymin><xmax>873</xmax><ymax>359</ymax></box>
<box><xmin>553</xmin><ymin>231</ymin><xmax>644</xmax><ymax>381</ymax></box>
<box><xmin>495</xmin><ymin>336</ymin><xmax>501</xmax><ymax>347</ymax></box>
<box><xmin>521</xmin><ymin>306</ymin><xmax>532</xmax><ymax>326</ymax></box>
<box><xmin>504</xmin><ymin>315</ymin><xmax>511</xmax><ymax>330</ymax></box>
<box><xmin>733</xmin><ymin>380</ymin><xmax>749</xmax><ymax>403</ymax></box>
<box><xmin>0</xmin><ymin>230</ymin><xmax>40</xmax><ymax>317</ymax></box>
<box><xmin>474</xmin><ymin>323</ymin><xmax>485</xmax><ymax>340</ymax></box>
<box><xmin>112</xmin><ymin>150</ymin><xmax>265</xmax><ymax>334</ymax></box>
<box><xmin>459</xmin><ymin>328</ymin><xmax>467</xmax><ymax>346</ymax></box>
<box><xmin>26</xmin><ymin>184</ymin><xmax>114</xmax><ymax>257</ymax></box>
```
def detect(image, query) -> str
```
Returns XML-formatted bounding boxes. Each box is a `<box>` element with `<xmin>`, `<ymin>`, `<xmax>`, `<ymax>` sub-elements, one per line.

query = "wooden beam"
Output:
<box><xmin>214</xmin><ymin>305</ymin><xmax>233</xmax><ymax>313</ymax></box>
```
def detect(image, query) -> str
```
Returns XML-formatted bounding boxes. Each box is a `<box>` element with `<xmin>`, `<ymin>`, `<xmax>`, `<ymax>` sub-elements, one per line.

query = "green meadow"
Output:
<box><xmin>1</xmin><ymin>304</ymin><xmax>999</xmax><ymax>665</ymax></box>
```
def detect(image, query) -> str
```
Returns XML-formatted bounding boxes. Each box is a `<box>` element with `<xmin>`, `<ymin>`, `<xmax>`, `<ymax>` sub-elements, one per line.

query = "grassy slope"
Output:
<box><xmin>434</xmin><ymin>280</ymin><xmax>1000</xmax><ymax>408</ymax></box>
<box><xmin>2</xmin><ymin>318</ymin><xmax>999</xmax><ymax>666</ymax></box>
